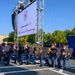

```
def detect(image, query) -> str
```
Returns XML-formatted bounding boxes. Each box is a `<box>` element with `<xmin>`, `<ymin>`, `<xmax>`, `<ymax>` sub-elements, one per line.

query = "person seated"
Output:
<box><xmin>6</xmin><ymin>45</ymin><xmax>18</xmax><ymax>65</ymax></box>
<box><xmin>31</xmin><ymin>41</ymin><xmax>43</xmax><ymax>67</ymax></box>
<box><xmin>50</xmin><ymin>43</ymin><xmax>57</xmax><ymax>67</ymax></box>
<box><xmin>20</xmin><ymin>42</ymin><xmax>30</xmax><ymax>65</ymax></box>
<box><xmin>44</xmin><ymin>48</ymin><xmax>51</xmax><ymax>66</ymax></box>
<box><xmin>57</xmin><ymin>44</ymin><xmax>70</xmax><ymax>69</ymax></box>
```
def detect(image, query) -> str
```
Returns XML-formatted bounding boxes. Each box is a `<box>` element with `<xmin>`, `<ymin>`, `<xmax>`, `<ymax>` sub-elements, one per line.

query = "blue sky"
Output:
<box><xmin>0</xmin><ymin>0</ymin><xmax>75</xmax><ymax>36</ymax></box>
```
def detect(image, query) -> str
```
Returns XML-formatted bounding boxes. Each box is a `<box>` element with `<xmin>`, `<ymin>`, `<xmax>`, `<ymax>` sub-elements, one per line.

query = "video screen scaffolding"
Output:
<box><xmin>12</xmin><ymin>0</ymin><xmax>44</xmax><ymax>46</ymax></box>
<box><xmin>18</xmin><ymin>0</ymin><xmax>37</xmax><ymax>37</ymax></box>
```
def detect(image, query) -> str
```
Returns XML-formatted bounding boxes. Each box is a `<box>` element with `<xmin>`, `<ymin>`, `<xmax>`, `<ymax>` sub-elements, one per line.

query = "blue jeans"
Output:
<box><xmin>21</xmin><ymin>53</ymin><xmax>30</xmax><ymax>63</ymax></box>
<box><xmin>49</xmin><ymin>56</ymin><xmax>56</xmax><ymax>67</ymax></box>
<box><xmin>7</xmin><ymin>54</ymin><xmax>18</xmax><ymax>63</ymax></box>
<box><xmin>57</xmin><ymin>57</ymin><xmax>66</xmax><ymax>69</ymax></box>
<box><xmin>31</xmin><ymin>55</ymin><xmax>42</xmax><ymax>65</ymax></box>
<box><xmin>44</xmin><ymin>56</ymin><xmax>50</xmax><ymax>66</ymax></box>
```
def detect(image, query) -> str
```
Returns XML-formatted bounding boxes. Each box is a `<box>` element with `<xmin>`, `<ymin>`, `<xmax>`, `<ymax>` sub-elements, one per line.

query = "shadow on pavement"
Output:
<box><xmin>0</xmin><ymin>62</ymin><xmax>38</xmax><ymax>75</ymax></box>
<box><xmin>64</xmin><ymin>66</ymin><xmax>75</xmax><ymax>74</ymax></box>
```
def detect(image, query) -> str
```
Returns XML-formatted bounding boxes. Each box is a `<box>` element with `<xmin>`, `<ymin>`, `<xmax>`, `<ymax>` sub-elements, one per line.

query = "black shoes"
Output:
<box><xmin>19</xmin><ymin>61</ymin><xmax>23</xmax><ymax>65</ymax></box>
<box><xmin>58</xmin><ymin>66</ymin><xmax>61</xmax><ymax>69</ymax></box>
<box><xmin>40</xmin><ymin>64</ymin><xmax>43</xmax><ymax>67</ymax></box>
<box><xmin>14</xmin><ymin>62</ymin><xmax>17</xmax><ymax>64</ymax></box>
<box><xmin>26</xmin><ymin>62</ymin><xmax>30</xmax><ymax>65</ymax></box>
<box><xmin>5</xmin><ymin>62</ymin><xmax>9</xmax><ymax>66</ymax></box>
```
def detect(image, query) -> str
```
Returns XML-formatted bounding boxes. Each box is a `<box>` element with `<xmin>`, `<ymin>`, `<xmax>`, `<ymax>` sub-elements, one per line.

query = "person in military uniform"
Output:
<box><xmin>44</xmin><ymin>48</ymin><xmax>51</xmax><ymax>66</ymax></box>
<box><xmin>49</xmin><ymin>43</ymin><xmax>57</xmax><ymax>67</ymax></box>
<box><xmin>6</xmin><ymin>44</ymin><xmax>18</xmax><ymax>65</ymax></box>
<box><xmin>31</xmin><ymin>41</ymin><xmax>43</xmax><ymax>67</ymax></box>
<box><xmin>20</xmin><ymin>42</ymin><xmax>30</xmax><ymax>65</ymax></box>
<box><xmin>57</xmin><ymin>44</ymin><xmax>70</xmax><ymax>69</ymax></box>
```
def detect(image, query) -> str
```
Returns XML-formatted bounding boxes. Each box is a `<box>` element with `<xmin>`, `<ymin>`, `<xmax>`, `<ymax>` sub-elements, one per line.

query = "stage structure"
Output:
<box><xmin>12</xmin><ymin>1</ymin><xmax>24</xmax><ymax>46</ymax></box>
<box><xmin>36</xmin><ymin>0</ymin><xmax>44</xmax><ymax>47</ymax></box>
<box><xmin>12</xmin><ymin>0</ymin><xmax>44</xmax><ymax>47</ymax></box>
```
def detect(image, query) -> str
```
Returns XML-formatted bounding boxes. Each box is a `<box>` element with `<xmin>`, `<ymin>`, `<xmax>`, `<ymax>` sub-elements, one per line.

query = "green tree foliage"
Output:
<box><xmin>19</xmin><ymin>36</ymin><xmax>28</xmax><ymax>44</ymax></box>
<box><xmin>64</xmin><ymin>29</ymin><xmax>71</xmax><ymax>36</ymax></box>
<box><xmin>8</xmin><ymin>31</ymin><xmax>14</xmax><ymax>42</ymax></box>
<box><xmin>3</xmin><ymin>28</ymin><xmax>75</xmax><ymax>44</ymax></box>
<box><xmin>27</xmin><ymin>34</ymin><xmax>35</xmax><ymax>44</ymax></box>
<box><xmin>43</xmin><ymin>34</ymin><xmax>47</xmax><ymax>43</ymax></box>
<box><xmin>43</xmin><ymin>32</ymin><xmax>52</xmax><ymax>43</ymax></box>
<box><xmin>71</xmin><ymin>28</ymin><xmax>75</xmax><ymax>35</ymax></box>
<box><xmin>64</xmin><ymin>28</ymin><xmax>75</xmax><ymax>37</ymax></box>
<box><xmin>52</xmin><ymin>30</ymin><xmax>67</xmax><ymax>43</ymax></box>
<box><xmin>3</xmin><ymin>37</ymin><xmax>8</xmax><ymax>42</ymax></box>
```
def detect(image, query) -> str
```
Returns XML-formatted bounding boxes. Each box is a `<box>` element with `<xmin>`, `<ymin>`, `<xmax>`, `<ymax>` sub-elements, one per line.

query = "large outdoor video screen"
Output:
<box><xmin>17</xmin><ymin>1</ymin><xmax>37</xmax><ymax>37</ymax></box>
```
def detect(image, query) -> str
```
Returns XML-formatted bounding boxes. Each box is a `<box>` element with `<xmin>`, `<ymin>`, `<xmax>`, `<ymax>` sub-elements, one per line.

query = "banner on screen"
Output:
<box><xmin>17</xmin><ymin>1</ymin><xmax>37</xmax><ymax>37</ymax></box>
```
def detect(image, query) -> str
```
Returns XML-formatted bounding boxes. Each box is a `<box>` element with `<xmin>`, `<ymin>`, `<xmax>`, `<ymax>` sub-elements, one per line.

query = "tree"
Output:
<box><xmin>64</xmin><ymin>29</ymin><xmax>71</xmax><ymax>36</ymax></box>
<box><xmin>8</xmin><ymin>31</ymin><xmax>14</xmax><ymax>42</ymax></box>
<box><xmin>27</xmin><ymin>34</ymin><xmax>35</xmax><ymax>44</ymax></box>
<box><xmin>19</xmin><ymin>36</ymin><xmax>28</xmax><ymax>44</ymax></box>
<box><xmin>64</xmin><ymin>28</ymin><xmax>75</xmax><ymax>37</ymax></box>
<box><xmin>43</xmin><ymin>32</ymin><xmax>53</xmax><ymax>43</ymax></box>
<box><xmin>52</xmin><ymin>30</ymin><xmax>67</xmax><ymax>43</ymax></box>
<box><xmin>3</xmin><ymin>37</ymin><xmax>8</xmax><ymax>42</ymax></box>
<box><xmin>71</xmin><ymin>28</ymin><xmax>75</xmax><ymax>35</ymax></box>
<box><xmin>4</xmin><ymin>27</ymin><xmax>75</xmax><ymax>45</ymax></box>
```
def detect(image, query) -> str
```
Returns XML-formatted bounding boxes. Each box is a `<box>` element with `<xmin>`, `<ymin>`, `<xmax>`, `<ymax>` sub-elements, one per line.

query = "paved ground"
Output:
<box><xmin>0</xmin><ymin>59</ymin><xmax>75</xmax><ymax>75</ymax></box>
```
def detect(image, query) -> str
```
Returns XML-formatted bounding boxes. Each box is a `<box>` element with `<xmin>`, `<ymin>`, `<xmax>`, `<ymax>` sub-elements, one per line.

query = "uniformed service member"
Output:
<box><xmin>6</xmin><ymin>44</ymin><xmax>18</xmax><ymax>65</ymax></box>
<box><xmin>31</xmin><ymin>41</ymin><xmax>43</xmax><ymax>67</ymax></box>
<box><xmin>44</xmin><ymin>48</ymin><xmax>51</xmax><ymax>66</ymax></box>
<box><xmin>20</xmin><ymin>42</ymin><xmax>30</xmax><ymax>65</ymax></box>
<box><xmin>57</xmin><ymin>44</ymin><xmax>70</xmax><ymax>69</ymax></box>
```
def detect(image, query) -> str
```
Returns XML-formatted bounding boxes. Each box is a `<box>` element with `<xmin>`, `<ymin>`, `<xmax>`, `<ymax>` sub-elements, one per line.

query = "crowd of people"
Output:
<box><xmin>0</xmin><ymin>42</ymin><xmax>71</xmax><ymax>69</ymax></box>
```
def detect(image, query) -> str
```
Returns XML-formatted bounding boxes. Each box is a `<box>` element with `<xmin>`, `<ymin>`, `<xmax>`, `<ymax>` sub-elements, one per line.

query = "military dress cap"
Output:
<box><xmin>36</xmin><ymin>41</ymin><xmax>40</xmax><ymax>44</ymax></box>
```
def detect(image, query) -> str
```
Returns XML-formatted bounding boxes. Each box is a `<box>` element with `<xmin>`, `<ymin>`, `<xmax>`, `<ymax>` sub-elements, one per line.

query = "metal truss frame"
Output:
<box><xmin>13</xmin><ymin>0</ymin><xmax>44</xmax><ymax>47</ymax></box>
